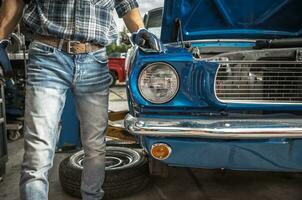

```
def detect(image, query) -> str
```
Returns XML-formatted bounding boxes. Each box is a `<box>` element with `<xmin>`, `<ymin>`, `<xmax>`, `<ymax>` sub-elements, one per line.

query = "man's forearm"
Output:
<box><xmin>0</xmin><ymin>0</ymin><xmax>25</xmax><ymax>40</ymax></box>
<box><xmin>122</xmin><ymin>8</ymin><xmax>144</xmax><ymax>33</ymax></box>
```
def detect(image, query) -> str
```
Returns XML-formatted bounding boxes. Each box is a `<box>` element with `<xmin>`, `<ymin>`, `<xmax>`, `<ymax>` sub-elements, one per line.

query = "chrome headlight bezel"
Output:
<box><xmin>138</xmin><ymin>62</ymin><xmax>180</xmax><ymax>104</ymax></box>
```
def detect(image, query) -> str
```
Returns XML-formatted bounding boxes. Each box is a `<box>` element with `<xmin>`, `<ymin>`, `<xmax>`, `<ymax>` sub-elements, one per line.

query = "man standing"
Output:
<box><xmin>0</xmin><ymin>0</ymin><xmax>162</xmax><ymax>199</ymax></box>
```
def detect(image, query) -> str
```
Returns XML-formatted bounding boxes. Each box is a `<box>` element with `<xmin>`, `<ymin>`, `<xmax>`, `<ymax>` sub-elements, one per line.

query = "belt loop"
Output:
<box><xmin>58</xmin><ymin>39</ymin><xmax>64</xmax><ymax>51</ymax></box>
<box><xmin>86</xmin><ymin>43</ymin><xmax>92</xmax><ymax>53</ymax></box>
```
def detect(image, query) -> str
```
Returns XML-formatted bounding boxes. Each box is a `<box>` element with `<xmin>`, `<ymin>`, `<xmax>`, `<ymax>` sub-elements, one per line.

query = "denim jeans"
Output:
<box><xmin>19</xmin><ymin>41</ymin><xmax>110</xmax><ymax>200</ymax></box>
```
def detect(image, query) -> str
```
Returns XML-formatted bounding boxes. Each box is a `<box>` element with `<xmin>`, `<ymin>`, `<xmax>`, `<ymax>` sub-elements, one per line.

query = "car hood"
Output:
<box><xmin>161</xmin><ymin>0</ymin><xmax>302</xmax><ymax>43</ymax></box>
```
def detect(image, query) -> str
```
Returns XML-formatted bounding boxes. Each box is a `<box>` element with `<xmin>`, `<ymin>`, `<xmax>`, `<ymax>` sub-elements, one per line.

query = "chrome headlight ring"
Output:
<box><xmin>138</xmin><ymin>62</ymin><xmax>180</xmax><ymax>104</ymax></box>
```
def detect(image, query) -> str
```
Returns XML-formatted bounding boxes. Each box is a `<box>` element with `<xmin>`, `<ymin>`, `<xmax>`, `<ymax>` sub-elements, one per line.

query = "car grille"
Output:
<box><xmin>215</xmin><ymin>62</ymin><xmax>302</xmax><ymax>103</ymax></box>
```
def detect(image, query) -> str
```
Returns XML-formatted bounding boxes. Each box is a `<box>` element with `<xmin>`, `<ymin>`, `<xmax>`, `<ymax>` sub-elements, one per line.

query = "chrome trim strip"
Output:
<box><xmin>211</xmin><ymin>61</ymin><xmax>302</xmax><ymax>64</ymax></box>
<box><xmin>124</xmin><ymin>114</ymin><xmax>302</xmax><ymax>139</ymax></box>
<box><xmin>167</xmin><ymin>39</ymin><xmax>256</xmax><ymax>45</ymax></box>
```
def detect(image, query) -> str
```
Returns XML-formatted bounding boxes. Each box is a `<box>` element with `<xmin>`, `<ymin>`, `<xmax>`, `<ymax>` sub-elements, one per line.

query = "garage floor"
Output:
<box><xmin>1</xmin><ymin>86</ymin><xmax>302</xmax><ymax>200</ymax></box>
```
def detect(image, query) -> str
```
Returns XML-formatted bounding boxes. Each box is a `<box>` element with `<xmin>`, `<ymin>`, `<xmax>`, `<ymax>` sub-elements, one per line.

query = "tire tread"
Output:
<box><xmin>59</xmin><ymin>148</ymin><xmax>150</xmax><ymax>199</ymax></box>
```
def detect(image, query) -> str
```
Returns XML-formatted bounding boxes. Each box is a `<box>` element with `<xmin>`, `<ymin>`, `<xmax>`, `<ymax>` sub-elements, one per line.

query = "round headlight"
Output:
<box><xmin>138</xmin><ymin>62</ymin><xmax>179</xmax><ymax>104</ymax></box>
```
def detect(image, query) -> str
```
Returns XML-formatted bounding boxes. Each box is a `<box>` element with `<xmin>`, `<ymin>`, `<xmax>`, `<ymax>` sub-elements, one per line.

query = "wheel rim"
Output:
<box><xmin>108</xmin><ymin>73</ymin><xmax>114</xmax><ymax>86</ymax></box>
<box><xmin>8</xmin><ymin>131</ymin><xmax>21</xmax><ymax>141</ymax></box>
<box><xmin>70</xmin><ymin>147</ymin><xmax>141</xmax><ymax>171</ymax></box>
<box><xmin>106</xmin><ymin>156</ymin><xmax>130</xmax><ymax>169</ymax></box>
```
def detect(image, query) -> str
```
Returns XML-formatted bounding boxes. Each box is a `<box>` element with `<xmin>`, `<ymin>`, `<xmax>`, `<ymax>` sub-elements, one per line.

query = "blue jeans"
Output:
<box><xmin>19</xmin><ymin>41</ymin><xmax>110</xmax><ymax>200</ymax></box>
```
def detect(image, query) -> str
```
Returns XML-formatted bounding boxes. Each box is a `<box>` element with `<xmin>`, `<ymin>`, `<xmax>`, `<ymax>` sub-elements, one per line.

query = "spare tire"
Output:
<box><xmin>108</xmin><ymin>71</ymin><xmax>117</xmax><ymax>87</ymax></box>
<box><xmin>59</xmin><ymin>146</ymin><xmax>150</xmax><ymax>199</ymax></box>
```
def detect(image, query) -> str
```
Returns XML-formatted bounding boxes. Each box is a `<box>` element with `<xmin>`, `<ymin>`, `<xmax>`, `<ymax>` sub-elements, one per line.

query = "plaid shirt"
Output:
<box><xmin>23</xmin><ymin>0</ymin><xmax>138</xmax><ymax>46</ymax></box>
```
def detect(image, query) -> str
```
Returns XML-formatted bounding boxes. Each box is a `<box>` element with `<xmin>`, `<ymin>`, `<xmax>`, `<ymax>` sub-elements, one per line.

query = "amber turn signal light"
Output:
<box><xmin>151</xmin><ymin>143</ymin><xmax>172</xmax><ymax>160</ymax></box>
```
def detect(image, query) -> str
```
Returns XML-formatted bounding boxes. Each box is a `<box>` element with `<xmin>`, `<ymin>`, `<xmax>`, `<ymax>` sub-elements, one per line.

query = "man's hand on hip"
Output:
<box><xmin>0</xmin><ymin>40</ymin><xmax>13</xmax><ymax>78</ymax></box>
<box><xmin>131</xmin><ymin>28</ymin><xmax>164</xmax><ymax>53</ymax></box>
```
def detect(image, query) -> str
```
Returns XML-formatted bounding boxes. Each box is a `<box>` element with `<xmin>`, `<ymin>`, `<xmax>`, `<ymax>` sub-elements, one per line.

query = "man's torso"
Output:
<box><xmin>23</xmin><ymin>0</ymin><xmax>118</xmax><ymax>46</ymax></box>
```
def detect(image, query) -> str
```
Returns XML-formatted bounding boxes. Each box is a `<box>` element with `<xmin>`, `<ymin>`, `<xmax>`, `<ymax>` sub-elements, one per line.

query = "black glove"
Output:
<box><xmin>131</xmin><ymin>28</ymin><xmax>164</xmax><ymax>53</ymax></box>
<box><xmin>0</xmin><ymin>40</ymin><xmax>13</xmax><ymax>79</ymax></box>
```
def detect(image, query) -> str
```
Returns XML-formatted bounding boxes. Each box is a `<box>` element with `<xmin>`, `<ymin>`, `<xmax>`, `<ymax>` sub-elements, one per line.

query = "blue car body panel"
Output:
<box><xmin>142</xmin><ymin>137</ymin><xmax>302</xmax><ymax>171</ymax></box>
<box><xmin>126</xmin><ymin>0</ymin><xmax>302</xmax><ymax>171</ymax></box>
<box><xmin>161</xmin><ymin>0</ymin><xmax>302</xmax><ymax>43</ymax></box>
<box><xmin>126</xmin><ymin>46</ymin><xmax>302</xmax><ymax>171</ymax></box>
<box><xmin>128</xmin><ymin>47</ymin><xmax>302</xmax><ymax>115</ymax></box>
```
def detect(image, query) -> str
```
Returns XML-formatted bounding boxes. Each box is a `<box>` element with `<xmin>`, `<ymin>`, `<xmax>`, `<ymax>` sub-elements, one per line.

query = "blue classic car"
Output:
<box><xmin>124</xmin><ymin>0</ymin><xmax>302</xmax><ymax>172</ymax></box>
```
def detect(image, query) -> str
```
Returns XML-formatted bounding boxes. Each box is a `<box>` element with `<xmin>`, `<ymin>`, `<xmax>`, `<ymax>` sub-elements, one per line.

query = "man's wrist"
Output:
<box><xmin>0</xmin><ymin>30</ymin><xmax>8</xmax><ymax>41</ymax></box>
<box><xmin>133</xmin><ymin>27</ymin><xmax>146</xmax><ymax>34</ymax></box>
<box><xmin>0</xmin><ymin>39</ymin><xmax>9</xmax><ymax>43</ymax></box>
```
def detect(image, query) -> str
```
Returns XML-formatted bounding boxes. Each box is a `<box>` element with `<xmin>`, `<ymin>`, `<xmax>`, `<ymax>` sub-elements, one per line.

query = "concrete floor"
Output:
<box><xmin>1</xmin><ymin>85</ymin><xmax>302</xmax><ymax>200</ymax></box>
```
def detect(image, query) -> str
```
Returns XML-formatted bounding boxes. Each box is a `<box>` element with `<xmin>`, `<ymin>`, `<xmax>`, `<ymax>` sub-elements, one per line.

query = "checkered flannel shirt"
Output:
<box><xmin>23</xmin><ymin>0</ymin><xmax>138</xmax><ymax>46</ymax></box>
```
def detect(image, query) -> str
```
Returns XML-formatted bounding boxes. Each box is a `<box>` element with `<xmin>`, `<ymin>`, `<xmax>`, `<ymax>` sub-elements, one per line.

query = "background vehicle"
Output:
<box><xmin>108</xmin><ymin>53</ymin><xmax>126</xmax><ymax>87</ymax></box>
<box><xmin>124</xmin><ymin>0</ymin><xmax>302</xmax><ymax>174</ymax></box>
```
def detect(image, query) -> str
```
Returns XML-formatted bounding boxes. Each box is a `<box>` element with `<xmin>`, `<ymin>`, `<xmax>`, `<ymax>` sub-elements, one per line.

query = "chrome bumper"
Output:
<box><xmin>124</xmin><ymin>114</ymin><xmax>302</xmax><ymax>139</ymax></box>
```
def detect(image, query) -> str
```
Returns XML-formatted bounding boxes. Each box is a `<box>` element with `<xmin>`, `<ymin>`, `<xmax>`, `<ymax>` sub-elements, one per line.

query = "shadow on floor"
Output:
<box><xmin>1</xmin><ymin>139</ymin><xmax>302</xmax><ymax>200</ymax></box>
